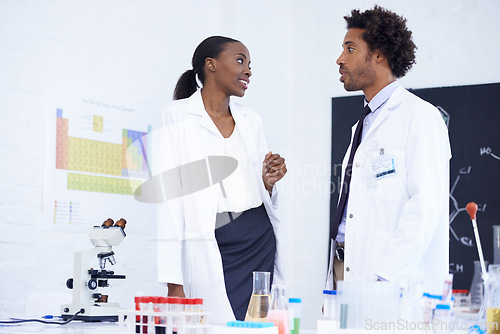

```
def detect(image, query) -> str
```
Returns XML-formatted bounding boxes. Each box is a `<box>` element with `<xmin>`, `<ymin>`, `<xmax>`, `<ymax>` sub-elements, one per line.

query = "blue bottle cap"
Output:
<box><xmin>323</xmin><ymin>290</ymin><xmax>337</xmax><ymax>295</ymax></box>
<box><xmin>468</xmin><ymin>325</ymin><xmax>485</xmax><ymax>334</ymax></box>
<box><xmin>435</xmin><ymin>304</ymin><xmax>451</xmax><ymax>310</ymax></box>
<box><xmin>289</xmin><ymin>298</ymin><xmax>302</xmax><ymax>303</ymax></box>
<box><xmin>428</xmin><ymin>294</ymin><xmax>443</xmax><ymax>300</ymax></box>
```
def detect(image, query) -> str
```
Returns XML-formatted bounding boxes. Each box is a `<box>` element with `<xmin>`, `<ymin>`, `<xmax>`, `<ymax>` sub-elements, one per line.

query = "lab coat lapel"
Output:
<box><xmin>361</xmin><ymin>86</ymin><xmax>406</xmax><ymax>141</ymax></box>
<box><xmin>229</xmin><ymin>99</ymin><xmax>250</xmax><ymax>143</ymax></box>
<box><xmin>187</xmin><ymin>90</ymin><xmax>221</xmax><ymax>136</ymax></box>
<box><xmin>229</xmin><ymin>100</ymin><xmax>258</xmax><ymax>176</ymax></box>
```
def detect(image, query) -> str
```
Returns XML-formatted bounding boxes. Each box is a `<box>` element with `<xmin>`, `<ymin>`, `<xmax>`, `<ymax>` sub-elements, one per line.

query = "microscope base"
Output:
<box><xmin>61</xmin><ymin>302</ymin><xmax>122</xmax><ymax>322</ymax></box>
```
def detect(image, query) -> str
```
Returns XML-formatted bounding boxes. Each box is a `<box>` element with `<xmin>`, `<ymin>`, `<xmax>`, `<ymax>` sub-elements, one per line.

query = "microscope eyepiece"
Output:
<box><xmin>114</xmin><ymin>218</ymin><xmax>127</xmax><ymax>230</ymax></box>
<box><xmin>102</xmin><ymin>218</ymin><xmax>114</xmax><ymax>227</ymax></box>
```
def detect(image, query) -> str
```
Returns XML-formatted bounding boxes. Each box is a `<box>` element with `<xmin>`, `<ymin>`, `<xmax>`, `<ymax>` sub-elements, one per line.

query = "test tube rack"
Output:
<box><xmin>118</xmin><ymin>309</ymin><xmax>212</xmax><ymax>334</ymax></box>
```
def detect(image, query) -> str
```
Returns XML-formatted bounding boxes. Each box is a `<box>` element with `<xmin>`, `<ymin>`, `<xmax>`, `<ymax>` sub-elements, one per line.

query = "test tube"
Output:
<box><xmin>184</xmin><ymin>299</ymin><xmax>197</xmax><ymax>333</ymax></box>
<box><xmin>168</xmin><ymin>297</ymin><xmax>183</xmax><ymax>312</ymax></box>
<box><xmin>161</xmin><ymin>297</ymin><xmax>172</xmax><ymax>334</ymax></box>
<box><xmin>138</xmin><ymin>296</ymin><xmax>152</xmax><ymax>334</ymax></box>
<box><xmin>168</xmin><ymin>297</ymin><xmax>183</xmax><ymax>332</ymax></box>
<box><xmin>194</xmin><ymin>298</ymin><xmax>203</xmax><ymax>325</ymax></box>
<box><xmin>152</xmin><ymin>297</ymin><xmax>164</xmax><ymax>334</ymax></box>
<box><xmin>135</xmin><ymin>296</ymin><xmax>141</xmax><ymax>334</ymax></box>
<box><xmin>181</xmin><ymin>298</ymin><xmax>191</xmax><ymax>312</ymax></box>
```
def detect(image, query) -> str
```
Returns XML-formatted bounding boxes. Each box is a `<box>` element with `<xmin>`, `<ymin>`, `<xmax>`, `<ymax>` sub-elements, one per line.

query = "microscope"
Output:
<box><xmin>61</xmin><ymin>218</ymin><xmax>127</xmax><ymax>322</ymax></box>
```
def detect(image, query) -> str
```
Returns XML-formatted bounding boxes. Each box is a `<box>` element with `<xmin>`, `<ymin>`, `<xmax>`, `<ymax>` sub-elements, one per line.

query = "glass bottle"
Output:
<box><xmin>266</xmin><ymin>284</ymin><xmax>289</xmax><ymax>334</ymax></box>
<box><xmin>471</xmin><ymin>260</ymin><xmax>489</xmax><ymax>312</ymax></box>
<box><xmin>485</xmin><ymin>265</ymin><xmax>500</xmax><ymax>334</ymax></box>
<box><xmin>245</xmin><ymin>271</ymin><xmax>271</xmax><ymax>321</ymax></box>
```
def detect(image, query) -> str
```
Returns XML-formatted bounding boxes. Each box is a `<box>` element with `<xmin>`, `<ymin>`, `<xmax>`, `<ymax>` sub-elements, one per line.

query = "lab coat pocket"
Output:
<box><xmin>366</xmin><ymin>150</ymin><xmax>406</xmax><ymax>200</ymax></box>
<box><xmin>371</xmin><ymin>231</ymin><xmax>393</xmax><ymax>279</ymax></box>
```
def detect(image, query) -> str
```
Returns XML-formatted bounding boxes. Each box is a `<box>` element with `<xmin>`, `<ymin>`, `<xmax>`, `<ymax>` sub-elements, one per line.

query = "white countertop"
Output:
<box><xmin>0</xmin><ymin>308</ymin><xmax>480</xmax><ymax>334</ymax></box>
<box><xmin>0</xmin><ymin>321</ymin><xmax>319</xmax><ymax>334</ymax></box>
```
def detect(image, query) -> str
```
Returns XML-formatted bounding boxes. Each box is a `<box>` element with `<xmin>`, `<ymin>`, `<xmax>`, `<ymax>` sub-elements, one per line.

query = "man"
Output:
<box><xmin>327</xmin><ymin>6</ymin><xmax>451</xmax><ymax>295</ymax></box>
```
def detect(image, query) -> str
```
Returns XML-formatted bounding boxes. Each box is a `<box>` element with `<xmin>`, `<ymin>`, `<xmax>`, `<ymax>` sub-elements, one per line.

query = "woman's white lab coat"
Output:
<box><xmin>155</xmin><ymin>90</ymin><xmax>284</xmax><ymax>324</ymax></box>
<box><xmin>327</xmin><ymin>86</ymin><xmax>451</xmax><ymax>294</ymax></box>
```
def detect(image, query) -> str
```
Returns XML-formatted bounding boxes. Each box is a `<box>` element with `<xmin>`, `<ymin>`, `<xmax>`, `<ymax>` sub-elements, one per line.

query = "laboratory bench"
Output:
<box><xmin>0</xmin><ymin>319</ymin><xmax>482</xmax><ymax>334</ymax></box>
<box><xmin>0</xmin><ymin>321</ymin><xmax>318</xmax><ymax>334</ymax></box>
<box><xmin>0</xmin><ymin>308</ymin><xmax>481</xmax><ymax>334</ymax></box>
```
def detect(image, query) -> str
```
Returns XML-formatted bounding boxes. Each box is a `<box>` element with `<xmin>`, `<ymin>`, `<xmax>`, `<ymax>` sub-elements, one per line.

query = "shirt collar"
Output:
<box><xmin>364</xmin><ymin>81</ymin><xmax>400</xmax><ymax>113</ymax></box>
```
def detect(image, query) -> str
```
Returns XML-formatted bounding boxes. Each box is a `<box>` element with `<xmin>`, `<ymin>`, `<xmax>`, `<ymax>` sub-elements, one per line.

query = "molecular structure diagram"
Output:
<box><xmin>449</xmin><ymin>166</ymin><xmax>487</xmax><ymax>247</ymax></box>
<box><xmin>438</xmin><ymin>106</ymin><xmax>492</xmax><ymax>248</ymax></box>
<box><xmin>480</xmin><ymin>146</ymin><xmax>500</xmax><ymax>161</ymax></box>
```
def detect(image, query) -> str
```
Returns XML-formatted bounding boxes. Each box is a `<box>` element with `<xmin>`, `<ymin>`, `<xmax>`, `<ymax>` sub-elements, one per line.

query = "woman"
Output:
<box><xmin>156</xmin><ymin>36</ymin><xmax>287</xmax><ymax>323</ymax></box>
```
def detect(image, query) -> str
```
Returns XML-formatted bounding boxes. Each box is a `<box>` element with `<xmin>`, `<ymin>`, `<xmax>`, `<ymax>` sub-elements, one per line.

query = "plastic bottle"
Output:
<box><xmin>323</xmin><ymin>290</ymin><xmax>337</xmax><ymax>319</ymax></box>
<box><xmin>266</xmin><ymin>284</ymin><xmax>289</xmax><ymax>334</ymax></box>
<box><xmin>422</xmin><ymin>293</ymin><xmax>444</xmax><ymax>325</ymax></box>
<box><xmin>432</xmin><ymin>304</ymin><xmax>451</xmax><ymax>333</ymax></box>
<box><xmin>288</xmin><ymin>298</ymin><xmax>301</xmax><ymax>334</ymax></box>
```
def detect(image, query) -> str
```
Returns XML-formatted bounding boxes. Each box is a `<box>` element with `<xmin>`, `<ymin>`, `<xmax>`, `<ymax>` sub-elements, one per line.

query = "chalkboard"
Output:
<box><xmin>330</xmin><ymin>83</ymin><xmax>500</xmax><ymax>290</ymax></box>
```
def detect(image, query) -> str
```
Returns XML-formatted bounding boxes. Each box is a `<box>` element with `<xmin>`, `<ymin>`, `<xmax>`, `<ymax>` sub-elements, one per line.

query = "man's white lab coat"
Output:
<box><xmin>327</xmin><ymin>86</ymin><xmax>451</xmax><ymax>294</ymax></box>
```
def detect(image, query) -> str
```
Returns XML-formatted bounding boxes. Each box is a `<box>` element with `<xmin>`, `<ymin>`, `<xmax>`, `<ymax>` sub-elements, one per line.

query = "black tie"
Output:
<box><xmin>331</xmin><ymin>105</ymin><xmax>372</xmax><ymax>239</ymax></box>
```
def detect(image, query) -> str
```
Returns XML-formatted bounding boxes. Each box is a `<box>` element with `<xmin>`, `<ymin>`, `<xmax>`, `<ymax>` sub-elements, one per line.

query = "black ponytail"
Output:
<box><xmin>173</xmin><ymin>36</ymin><xmax>240</xmax><ymax>100</ymax></box>
<box><xmin>173</xmin><ymin>69</ymin><xmax>197</xmax><ymax>100</ymax></box>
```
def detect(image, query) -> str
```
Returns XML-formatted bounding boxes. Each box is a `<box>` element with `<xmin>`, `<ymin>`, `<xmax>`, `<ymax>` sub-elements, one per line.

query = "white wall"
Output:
<box><xmin>0</xmin><ymin>0</ymin><xmax>499</xmax><ymax>329</ymax></box>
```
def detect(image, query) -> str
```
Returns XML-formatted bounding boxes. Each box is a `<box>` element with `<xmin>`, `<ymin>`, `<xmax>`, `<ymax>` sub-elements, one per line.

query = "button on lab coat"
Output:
<box><xmin>155</xmin><ymin>90</ymin><xmax>284</xmax><ymax>324</ymax></box>
<box><xmin>327</xmin><ymin>87</ymin><xmax>451</xmax><ymax>294</ymax></box>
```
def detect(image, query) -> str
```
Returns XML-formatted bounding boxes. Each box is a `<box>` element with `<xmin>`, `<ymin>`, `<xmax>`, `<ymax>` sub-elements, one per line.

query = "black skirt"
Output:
<box><xmin>215</xmin><ymin>204</ymin><xmax>276</xmax><ymax>320</ymax></box>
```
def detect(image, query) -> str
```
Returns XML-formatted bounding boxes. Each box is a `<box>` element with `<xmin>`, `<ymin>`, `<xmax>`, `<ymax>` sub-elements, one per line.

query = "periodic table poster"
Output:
<box><xmin>43</xmin><ymin>88</ymin><xmax>154</xmax><ymax>231</ymax></box>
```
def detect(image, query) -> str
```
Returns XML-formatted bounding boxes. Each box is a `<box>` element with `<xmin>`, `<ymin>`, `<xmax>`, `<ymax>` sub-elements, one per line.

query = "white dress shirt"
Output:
<box><xmin>217</xmin><ymin>125</ymin><xmax>262</xmax><ymax>213</ymax></box>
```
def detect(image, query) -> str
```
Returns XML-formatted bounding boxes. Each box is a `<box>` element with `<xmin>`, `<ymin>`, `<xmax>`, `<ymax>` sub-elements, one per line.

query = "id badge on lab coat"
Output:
<box><xmin>372</xmin><ymin>148</ymin><xmax>396</xmax><ymax>179</ymax></box>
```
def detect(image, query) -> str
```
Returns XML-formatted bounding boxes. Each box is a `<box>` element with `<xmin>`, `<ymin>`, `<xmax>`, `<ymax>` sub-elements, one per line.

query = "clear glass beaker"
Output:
<box><xmin>244</xmin><ymin>271</ymin><xmax>271</xmax><ymax>321</ymax></box>
<box><xmin>493</xmin><ymin>226</ymin><xmax>500</xmax><ymax>265</ymax></box>
<box><xmin>485</xmin><ymin>265</ymin><xmax>500</xmax><ymax>334</ymax></box>
<box><xmin>471</xmin><ymin>260</ymin><xmax>489</xmax><ymax>312</ymax></box>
